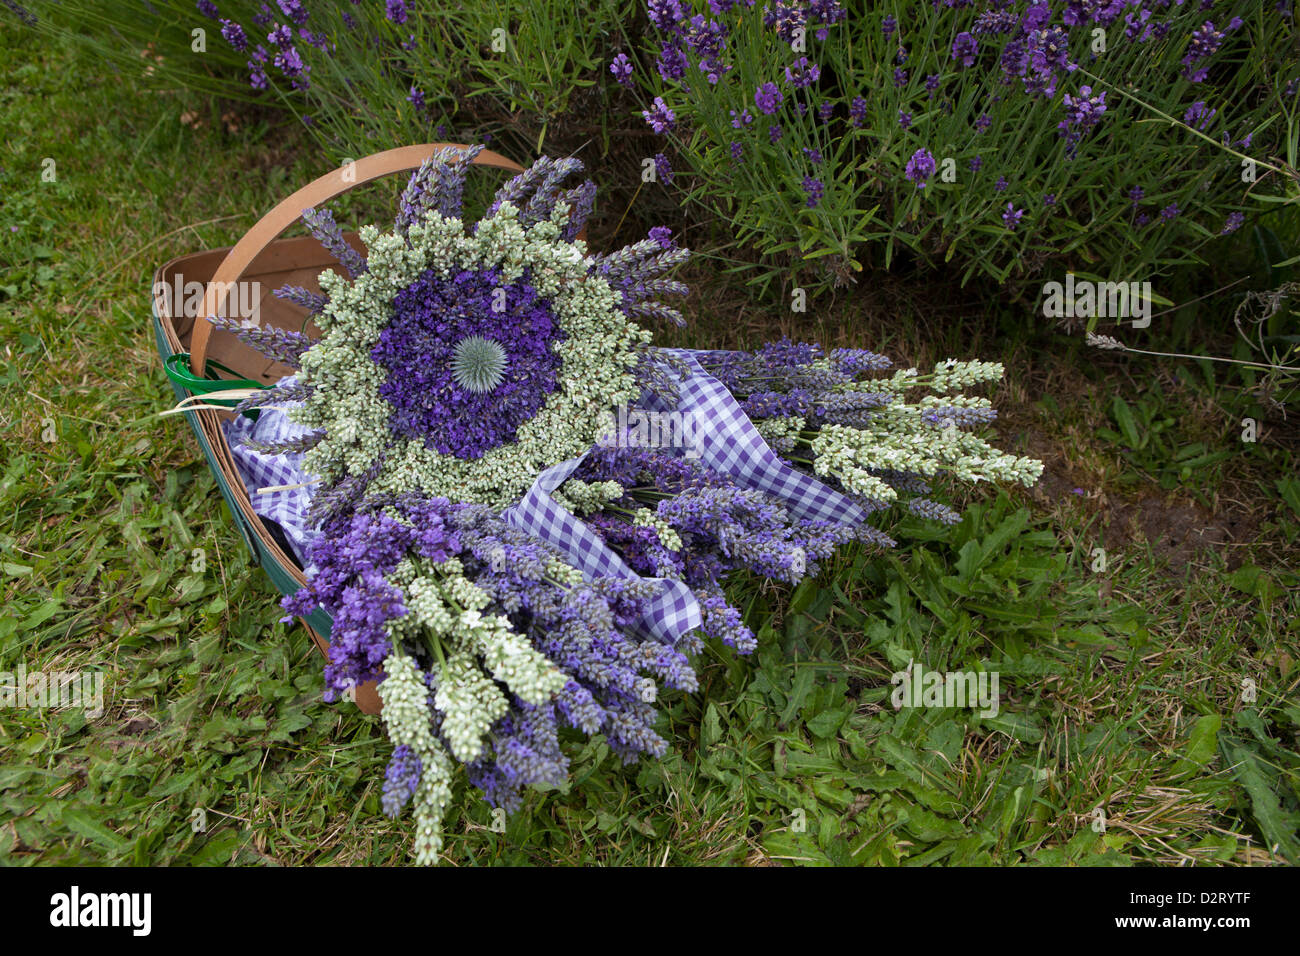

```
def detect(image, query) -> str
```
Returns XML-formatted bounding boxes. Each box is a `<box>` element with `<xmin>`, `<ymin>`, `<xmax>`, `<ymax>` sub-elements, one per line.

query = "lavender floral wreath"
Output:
<box><xmin>207</xmin><ymin>145</ymin><xmax>1042</xmax><ymax>864</ymax></box>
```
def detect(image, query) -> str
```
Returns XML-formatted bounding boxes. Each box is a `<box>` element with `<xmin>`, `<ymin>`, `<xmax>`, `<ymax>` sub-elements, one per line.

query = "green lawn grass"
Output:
<box><xmin>2</xmin><ymin>24</ymin><xmax>1297</xmax><ymax>866</ymax></box>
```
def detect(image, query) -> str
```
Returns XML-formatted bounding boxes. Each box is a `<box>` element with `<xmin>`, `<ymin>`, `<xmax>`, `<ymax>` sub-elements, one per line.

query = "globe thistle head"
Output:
<box><xmin>451</xmin><ymin>335</ymin><xmax>508</xmax><ymax>394</ymax></box>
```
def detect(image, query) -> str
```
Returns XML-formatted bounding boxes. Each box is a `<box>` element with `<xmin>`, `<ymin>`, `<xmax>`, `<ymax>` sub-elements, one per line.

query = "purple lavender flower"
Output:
<box><xmin>898</xmin><ymin>110</ymin><xmax>912</xmax><ymax>130</ymax></box>
<box><xmin>684</xmin><ymin>14</ymin><xmax>728</xmax><ymax>69</ymax></box>
<box><xmin>763</xmin><ymin>0</ymin><xmax>808</xmax><ymax>43</ymax></box>
<box><xmin>1221</xmin><ymin>211</ymin><xmax>1245</xmax><ymax>234</ymax></box>
<box><xmin>1024</xmin><ymin>0</ymin><xmax>1053</xmax><ymax>32</ymax></box>
<box><xmin>1181</xmin><ymin>20</ymin><xmax>1225</xmax><ymax>82</ymax></box>
<box><xmin>657</xmin><ymin>41</ymin><xmax>689</xmax><ymax>81</ymax></box>
<box><xmin>850</xmin><ymin>95</ymin><xmax>867</xmax><ymax>128</ymax></box>
<box><xmin>755</xmin><ymin>82</ymin><xmax>783</xmax><ymax>115</ymax></box>
<box><xmin>642</xmin><ymin>96</ymin><xmax>677</xmax><ymax>133</ymax></box>
<box><xmin>382</xmin><ymin>745</ymin><xmax>422</xmax><ymax>817</ymax></box>
<box><xmin>277</xmin><ymin>0</ymin><xmax>308</xmax><ymax>25</ymax></box>
<box><xmin>1183</xmin><ymin>100</ymin><xmax>1217</xmax><ymax>131</ymax></box>
<box><xmin>925</xmin><ymin>73</ymin><xmax>941</xmax><ymax>97</ymax></box>
<box><xmin>386</xmin><ymin>0</ymin><xmax>408</xmax><ymax>25</ymax></box>
<box><xmin>610</xmin><ymin>52</ymin><xmax>634</xmax><ymax>87</ymax></box>
<box><xmin>882</xmin><ymin>13</ymin><xmax>897</xmax><ymax>37</ymax></box>
<box><xmin>1043</xmin><ymin>193</ymin><xmax>1056</xmax><ymax>206</ymax></box>
<box><xmin>206</xmin><ymin>314</ymin><xmax>316</xmax><ymax>369</ymax></box>
<box><xmin>830</xmin><ymin>347</ymin><xmax>892</xmax><ymax>376</ymax></box>
<box><xmin>1000</xmin><ymin>38</ymin><xmax>1028</xmax><ymax>80</ymax></box>
<box><xmin>1022</xmin><ymin>26</ymin><xmax>1073</xmax><ymax>97</ymax></box>
<box><xmin>1058</xmin><ymin>85</ymin><xmax>1107</xmax><ymax>155</ymax></box>
<box><xmin>729</xmin><ymin>141</ymin><xmax>744</xmax><ymax>161</ymax></box>
<box><xmin>220</xmin><ymin>18</ymin><xmax>248</xmax><ymax>51</ymax></box>
<box><xmin>1002</xmin><ymin>202</ymin><xmax>1024</xmax><ymax>230</ymax></box>
<box><xmin>784</xmin><ymin>57</ymin><xmax>821</xmax><ymax>89</ymax></box>
<box><xmin>197</xmin><ymin>0</ymin><xmax>218</xmax><ymax>19</ymax></box>
<box><xmin>802</xmin><ymin>176</ymin><xmax>824</xmax><ymax>208</ymax></box>
<box><xmin>654</xmin><ymin>152</ymin><xmax>673</xmax><ymax>184</ymax></box>
<box><xmin>729</xmin><ymin>107</ymin><xmax>753</xmax><ymax>129</ymax></box>
<box><xmin>1125</xmin><ymin>9</ymin><xmax>1153</xmax><ymax>41</ymax></box>
<box><xmin>995</xmin><ymin>175</ymin><xmax>1008</xmax><ymax>192</ymax></box>
<box><xmin>974</xmin><ymin>112</ymin><xmax>991</xmax><ymax>132</ymax></box>
<box><xmin>969</xmin><ymin>155</ymin><xmax>982</xmax><ymax>172</ymax></box>
<box><xmin>273</xmin><ymin>284</ymin><xmax>327</xmax><ymax>316</ymax></box>
<box><xmin>268</xmin><ymin>23</ymin><xmax>292</xmax><ymax>48</ymax></box>
<box><xmin>818</xmin><ymin>101</ymin><xmax>834</xmax><ymax>121</ymax></box>
<box><xmin>905</xmin><ymin>148</ymin><xmax>936</xmax><ymax>188</ymax></box>
<box><xmin>407</xmin><ymin>85</ymin><xmax>425</xmax><ymax>110</ymax></box>
<box><xmin>468</xmin><ymin>701</ymin><xmax>569</xmax><ymax>812</ymax></box>
<box><xmin>1160</xmin><ymin>202</ymin><xmax>1180</xmax><ymax>222</ymax></box>
<box><xmin>893</xmin><ymin>67</ymin><xmax>908</xmax><ymax>88</ymax></box>
<box><xmin>647</xmin><ymin>0</ymin><xmax>685</xmax><ymax>32</ymax></box>
<box><xmin>768</xmin><ymin>124</ymin><xmax>784</xmax><ymax>142</ymax></box>
<box><xmin>274</xmin><ymin>44</ymin><xmax>306</xmax><ymax>81</ymax></box>
<box><xmin>802</xmin><ymin>147</ymin><xmax>823</xmax><ymax>165</ymax></box>
<box><xmin>648</xmin><ymin>226</ymin><xmax>674</xmax><ymax>249</ymax></box>
<box><xmin>1128</xmin><ymin>185</ymin><xmax>1144</xmax><ymax>205</ymax></box>
<box><xmin>299</xmin><ymin>27</ymin><xmax>327</xmax><ymax>50</ymax></box>
<box><xmin>908</xmin><ymin>498</ymin><xmax>961</xmax><ymax>525</ymax></box>
<box><xmin>248</xmin><ymin>54</ymin><xmax>269</xmax><ymax>90</ymax></box>
<box><xmin>951</xmin><ymin>31</ymin><xmax>978</xmax><ymax>68</ymax></box>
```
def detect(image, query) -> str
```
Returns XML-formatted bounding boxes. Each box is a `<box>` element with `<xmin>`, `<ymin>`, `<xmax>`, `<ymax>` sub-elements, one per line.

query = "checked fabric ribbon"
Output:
<box><xmin>225</xmin><ymin>352</ymin><xmax>865</xmax><ymax>647</ymax></box>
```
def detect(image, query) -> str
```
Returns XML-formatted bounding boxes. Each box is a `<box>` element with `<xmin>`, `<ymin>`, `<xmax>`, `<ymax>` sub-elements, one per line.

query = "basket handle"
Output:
<box><xmin>190</xmin><ymin>143</ymin><xmax>525</xmax><ymax>374</ymax></box>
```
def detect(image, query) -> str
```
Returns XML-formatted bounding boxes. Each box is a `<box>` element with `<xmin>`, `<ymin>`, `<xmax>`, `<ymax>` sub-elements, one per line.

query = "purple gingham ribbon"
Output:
<box><xmin>224</xmin><ymin>352</ymin><xmax>864</xmax><ymax>648</ymax></box>
<box><xmin>651</xmin><ymin>349</ymin><xmax>866</xmax><ymax>524</ymax></box>
<box><xmin>224</xmin><ymin>388</ymin><xmax>317</xmax><ymax>562</ymax></box>
<box><xmin>503</xmin><ymin>455</ymin><xmax>701</xmax><ymax>644</ymax></box>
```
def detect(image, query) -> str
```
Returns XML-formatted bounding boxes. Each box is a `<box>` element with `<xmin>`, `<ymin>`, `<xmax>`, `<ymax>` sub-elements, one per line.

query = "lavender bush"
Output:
<box><xmin>17</xmin><ymin>0</ymin><xmax>632</xmax><ymax>159</ymax></box>
<box><xmin>631</xmin><ymin>0</ymin><xmax>1299</xmax><ymax>292</ymax></box>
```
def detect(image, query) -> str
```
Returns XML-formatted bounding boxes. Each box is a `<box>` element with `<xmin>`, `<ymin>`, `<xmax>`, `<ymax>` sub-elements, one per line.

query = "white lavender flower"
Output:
<box><xmin>633</xmin><ymin>507</ymin><xmax>683</xmax><ymax>552</ymax></box>
<box><xmin>434</xmin><ymin>650</ymin><xmax>509</xmax><ymax>763</ymax></box>
<box><xmin>378</xmin><ymin>651</ymin><xmax>455</xmax><ymax>866</ymax></box>
<box><xmin>553</xmin><ymin>478</ymin><xmax>625</xmax><ymax>515</ymax></box>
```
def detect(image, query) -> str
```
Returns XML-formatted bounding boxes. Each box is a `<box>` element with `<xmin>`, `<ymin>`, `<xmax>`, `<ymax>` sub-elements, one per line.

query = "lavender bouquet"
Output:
<box><xmin>206</xmin><ymin>145</ymin><xmax>1042</xmax><ymax>863</ymax></box>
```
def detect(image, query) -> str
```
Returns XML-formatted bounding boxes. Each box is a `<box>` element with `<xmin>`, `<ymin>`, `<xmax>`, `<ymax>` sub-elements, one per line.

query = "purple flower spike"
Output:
<box><xmin>755</xmin><ymin>82</ymin><xmax>783</xmax><ymax>115</ymax></box>
<box><xmin>610</xmin><ymin>53</ymin><xmax>634</xmax><ymax>87</ymax></box>
<box><xmin>642</xmin><ymin>96</ymin><xmax>677</xmax><ymax>133</ymax></box>
<box><xmin>951</xmin><ymin>31</ymin><xmax>978</xmax><ymax>68</ymax></box>
<box><xmin>802</xmin><ymin>176</ymin><xmax>825</xmax><ymax>208</ymax></box>
<box><xmin>905</xmin><ymin>148</ymin><xmax>936</xmax><ymax>188</ymax></box>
